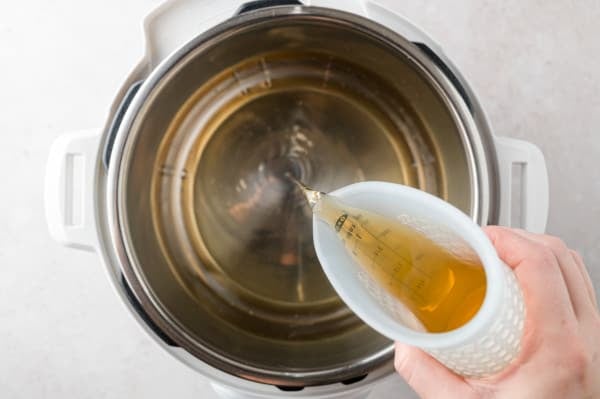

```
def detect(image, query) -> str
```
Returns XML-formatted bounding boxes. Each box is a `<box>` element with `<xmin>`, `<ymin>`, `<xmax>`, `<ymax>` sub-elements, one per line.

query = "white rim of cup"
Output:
<box><xmin>313</xmin><ymin>181</ymin><xmax>505</xmax><ymax>349</ymax></box>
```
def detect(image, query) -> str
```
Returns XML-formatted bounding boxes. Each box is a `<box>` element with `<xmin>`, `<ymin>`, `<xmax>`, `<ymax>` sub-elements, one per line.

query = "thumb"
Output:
<box><xmin>394</xmin><ymin>342</ymin><xmax>474</xmax><ymax>399</ymax></box>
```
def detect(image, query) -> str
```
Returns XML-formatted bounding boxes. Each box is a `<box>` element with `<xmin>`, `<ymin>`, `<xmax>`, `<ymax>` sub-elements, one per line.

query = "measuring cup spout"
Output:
<box><xmin>285</xmin><ymin>173</ymin><xmax>324</xmax><ymax>209</ymax></box>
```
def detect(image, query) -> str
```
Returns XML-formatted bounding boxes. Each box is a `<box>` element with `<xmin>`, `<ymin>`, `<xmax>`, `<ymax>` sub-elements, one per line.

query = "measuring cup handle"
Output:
<box><xmin>494</xmin><ymin>136</ymin><xmax>549</xmax><ymax>233</ymax></box>
<box><xmin>45</xmin><ymin>128</ymin><xmax>101</xmax><ymax>251</ymax></box>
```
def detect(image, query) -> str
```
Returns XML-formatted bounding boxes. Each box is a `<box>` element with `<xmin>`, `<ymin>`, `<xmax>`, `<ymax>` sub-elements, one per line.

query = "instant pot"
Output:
<box><xmin>45</xmin><ymin>0</ymin><xmax>549</xmax><ymax>398</ymax></box>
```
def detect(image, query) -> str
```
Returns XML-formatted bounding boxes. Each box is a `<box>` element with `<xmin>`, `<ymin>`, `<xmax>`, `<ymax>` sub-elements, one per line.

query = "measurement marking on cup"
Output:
<box><xmin>335</xmin><ymin>214</ymin><xmax>348</xmax><ymax>232</ymax></box>
<box><xmin>378</xmin><ymin>228</ymin><xmax>391</xmax><ymax>239</ymax></box>
<box><xmin>361</xmin><ymin>223</ymin><xmax>433</xmax><ymax>279</ymax></box>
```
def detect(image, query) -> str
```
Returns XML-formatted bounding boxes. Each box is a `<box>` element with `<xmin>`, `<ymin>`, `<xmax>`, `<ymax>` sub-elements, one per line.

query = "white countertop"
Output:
<box><xmin>1</xmin><ymin>1</ymin><xmax>598</xmax><ymax>398</ymax></box>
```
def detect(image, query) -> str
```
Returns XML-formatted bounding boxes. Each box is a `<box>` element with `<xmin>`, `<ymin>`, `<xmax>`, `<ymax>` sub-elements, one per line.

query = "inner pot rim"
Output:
<box><xmin>104</xmin><ymin>5</ymin><xmax>498</xmax><ymax>387</ymax></box>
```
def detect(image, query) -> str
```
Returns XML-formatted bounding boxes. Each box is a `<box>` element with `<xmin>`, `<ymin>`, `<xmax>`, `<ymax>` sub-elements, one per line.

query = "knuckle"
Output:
<box><xmin>394</xmin><ymin>347</ymin><xmax>418</xmax><ymax>386</ymax></box>
<box><xmin>541</xmin><ymin>235</ymin><xmax>569</xmax><ymax>252</ymax></box>
<box><xmin>394</xmin><ymin>352</ymin><xmax>409</xmax><ymax>375</ymax></box>
<box><xmin>570</xmin><ymin>249</ymin><xmax>584</xmax><ymax>264</ymax></box>
<box><xmin>550</xmin><ymin>344</ymin><xmax>589</xmax><ymax>391</ymax></box>
<box><xmin>530</xmin><ymin>244</ymin><xmax>557</xmax><ymax>266</ymax></box>
<box><xmin>565</xmin><ymin>343</ymin><xmax>589</xmax><ymax>377</ymax></box>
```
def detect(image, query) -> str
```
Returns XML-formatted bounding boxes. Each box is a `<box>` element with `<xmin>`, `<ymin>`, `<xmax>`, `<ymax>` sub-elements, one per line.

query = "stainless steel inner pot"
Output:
<box><xmin>107</xmin><ymin>5</ymin><xmax>498</xmax><ymax>387</ymax></box>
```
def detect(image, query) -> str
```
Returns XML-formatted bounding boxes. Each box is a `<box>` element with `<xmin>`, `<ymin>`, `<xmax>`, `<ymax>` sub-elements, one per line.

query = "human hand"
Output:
<box><xmin>394</xmin><ymin>226</ymin><xmax>600</xmax><ymax>399</ymax></box>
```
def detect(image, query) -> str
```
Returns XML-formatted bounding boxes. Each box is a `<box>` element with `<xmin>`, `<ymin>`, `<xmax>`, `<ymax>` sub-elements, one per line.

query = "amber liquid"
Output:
<box><xmin>314</xmin><ymin>194</ymin><xmax>486</xmax><ymax>332</ymax></box>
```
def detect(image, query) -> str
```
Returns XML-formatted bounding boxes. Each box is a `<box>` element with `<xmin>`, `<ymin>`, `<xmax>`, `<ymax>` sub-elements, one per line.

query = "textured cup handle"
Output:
<box><xmin>427</xmin><ymin>265</ymin><xmax>525</xmax><ymax>378</ymax></box>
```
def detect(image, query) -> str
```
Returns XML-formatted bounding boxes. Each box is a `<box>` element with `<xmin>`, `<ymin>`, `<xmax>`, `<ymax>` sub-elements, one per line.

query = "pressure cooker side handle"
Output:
<box><xmin>494</xmin><ymin>136</ymin><xmax>549</xmax><ymax>233</ymax></box>
<box><xmin>45</xmin><ymin>129</ymin><xmax>102</xmax><ymax>251</ymax></box>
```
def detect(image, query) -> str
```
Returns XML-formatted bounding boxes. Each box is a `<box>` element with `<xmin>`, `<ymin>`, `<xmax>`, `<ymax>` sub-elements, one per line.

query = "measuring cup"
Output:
<box><xmin>313</xmin><ymin>181</ymin><xmax>525</xmax><ymax>378</ymax></box>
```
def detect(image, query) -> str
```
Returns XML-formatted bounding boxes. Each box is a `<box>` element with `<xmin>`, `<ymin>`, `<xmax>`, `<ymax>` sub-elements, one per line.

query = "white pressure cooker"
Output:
<box><xmin>45</xmin><ymin>1</ymin><xmax>548</xmax><ymax>398</ymax></box>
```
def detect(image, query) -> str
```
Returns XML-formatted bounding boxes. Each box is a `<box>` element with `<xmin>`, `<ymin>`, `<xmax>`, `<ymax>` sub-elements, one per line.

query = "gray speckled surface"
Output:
<box><xmin>387</xmin><ymin>0</ymin><xmax>600</xmax><ymax>271</ymax></box>
<box><xmin>0</xmin><ymin>1</ymin><xmax>598</xmax><ymax>398</ymax></box>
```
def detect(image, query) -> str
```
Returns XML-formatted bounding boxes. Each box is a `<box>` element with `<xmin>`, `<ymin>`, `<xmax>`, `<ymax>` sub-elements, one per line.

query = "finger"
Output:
<box><xmin>394</xmin><ymin>342</ymin><xmax>474</xmax><ymax>399</ymax></box>
<box><xmin>570</xmin><ymin>249</ymin><xmax>598</xmax><ymax>310</ymax></box>
<box><xmin>484</xmin><ymin>226</ymin><xmax>576</xmax><ymax>324</ymax></box>
<box><xmin>510</xmin><ymin>229</ymin><xmax>594</xmax><ymax>318</ymax></box>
